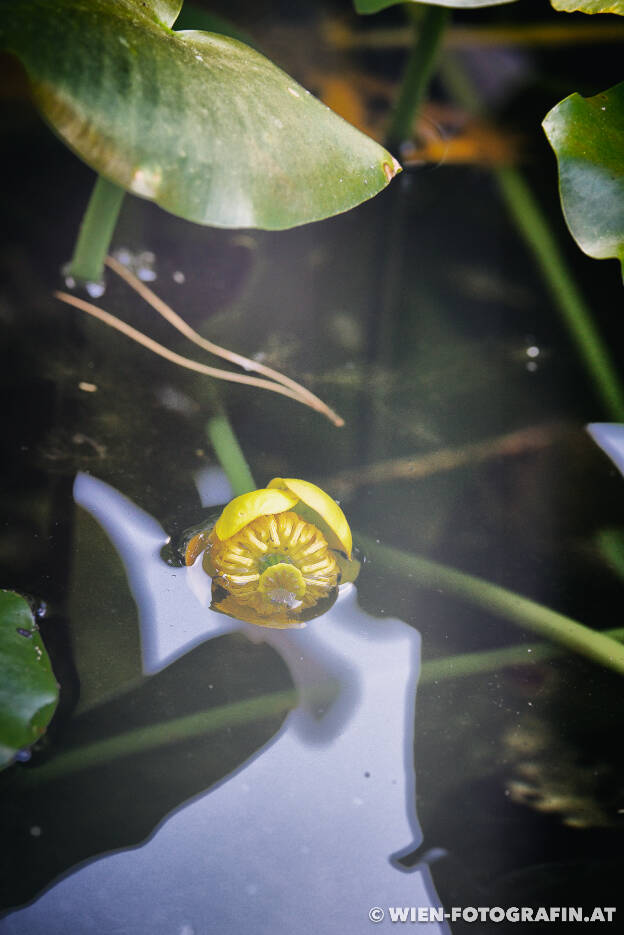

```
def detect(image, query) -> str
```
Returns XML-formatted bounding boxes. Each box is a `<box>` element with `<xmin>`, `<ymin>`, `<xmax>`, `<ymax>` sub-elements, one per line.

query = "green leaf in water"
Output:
<box><xmin>0</xmin><ymin>590</ymin><xmax>58</xmax><ymax>771</ymax></box>
<box><xmin>0</xmin><ymin>0</ymin><xmax>400</xmax><ymax>230</ymax></box>
<box><xmin>353</xmin><ymin>0</ymin><xmax>516</xmax><ymax>13</ymax></box>
<box><xmin>551</xmin><ymin>1</ymin><xmax>624</xmax><ymax>13</ymax></box>
<box><xmin>543</xmin><ymin>82</ymin><xmax>624</xmax><ymax>272</ymax></box>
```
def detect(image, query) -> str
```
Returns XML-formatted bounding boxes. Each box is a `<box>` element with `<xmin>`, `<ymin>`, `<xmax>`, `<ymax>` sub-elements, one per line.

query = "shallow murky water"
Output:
<box><xmin>2</xmin><ymin>2</ymin><xmax>624</xmax><ymax>932</ymax></box>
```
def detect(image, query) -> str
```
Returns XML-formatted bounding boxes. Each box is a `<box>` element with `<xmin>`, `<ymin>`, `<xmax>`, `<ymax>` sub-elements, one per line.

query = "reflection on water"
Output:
<box><xmin>587</xmin><ymin>423</ymin><xmax>624</xmax><ymax>479</ymax></box>
<box><xmin>3</xmin><ymin>472</ymin><xmax>447</xmax><ymax>934</ymax></box>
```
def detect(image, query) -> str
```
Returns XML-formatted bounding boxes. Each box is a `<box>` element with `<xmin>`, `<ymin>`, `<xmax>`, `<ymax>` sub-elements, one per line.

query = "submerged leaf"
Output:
<box><xmin>543</xmin><ymin>82</ymin><xmax>624</xmax><ymax>271</ymax></box>
<box><xmin>354</xmin><ymin>0</ymin><xmax>516</xmax><ymax>13</ymax></box>
<box><xmin>1</xmin><ymin>0</ymin><xmax>400</xmax><ymax>229</ymax></box>
<box><xmin>0</xmin><ymin>590</ymin><xmax>58</xmax><ymax>770</ymax></box>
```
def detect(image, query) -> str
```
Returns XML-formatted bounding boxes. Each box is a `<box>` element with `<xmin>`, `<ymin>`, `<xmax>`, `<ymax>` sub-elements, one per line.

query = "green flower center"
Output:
<box><xmin>259</xmin><ymin>552</ymin><xmax>293</xmax><ymax>572</ymax></box>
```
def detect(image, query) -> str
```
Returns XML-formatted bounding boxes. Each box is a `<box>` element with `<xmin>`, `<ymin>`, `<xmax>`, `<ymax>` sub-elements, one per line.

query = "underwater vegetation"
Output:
<box><xmin>2</xmin><ymin>0</ymin><xmax>624</xmax><ymax>930</ymax></box>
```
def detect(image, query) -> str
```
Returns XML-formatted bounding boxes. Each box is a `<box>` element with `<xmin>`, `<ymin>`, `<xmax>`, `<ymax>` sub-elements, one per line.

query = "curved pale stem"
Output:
<box><xmin>104</xmin><ymin>255</ymin><xmax>344</xmax><ymax>427</ymax></box>
<box><xmin>55</xmin><ymin>290</ymin><xmax>311</xmax><ymax>403</ymax></box>
<box><xmin>54</xmin><ymin>281</ymin><xmax>344</xmax><ymax>425</ymax></box>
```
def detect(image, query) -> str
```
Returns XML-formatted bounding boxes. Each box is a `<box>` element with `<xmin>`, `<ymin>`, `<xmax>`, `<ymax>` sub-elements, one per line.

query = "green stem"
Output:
<box><xmin>386</xmin><ymin>5</ymin><xmax>450</xmax><ymax>149</ymax></box>
<box><xmin>496</xmin><ymin>167</ymin><xmax>624</xmax><ymax>421</ymax></box>
<box><xmin>206</xmin><ymin>411</ymin><xmax>256</xmax><ymax>496</ymax></box>
<box><xmin>439</xmin><ymin>55</ymin><xmax>624</xmax><ymax>422</ymax></box>
<box><xmin>356</xmin><ymin>533</ymin><xmax>624</xmax><ymax>677</ymax></box>
<box><xmin>420</xmin><ymin>627</ymin><xmax>624</xmax><ymax>684</ymax></box>
<box><xmin>66</xmin><ymin>175</ymin><xmax>125</xmax><ymax>284</ymax></box>
<box><xmin>26</xmin><ymin>689</ymin><xmax>298</xmax><ymax>784</ymax></box>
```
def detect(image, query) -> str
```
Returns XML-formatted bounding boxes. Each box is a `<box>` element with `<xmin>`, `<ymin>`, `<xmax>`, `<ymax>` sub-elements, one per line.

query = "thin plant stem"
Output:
<box><xmin>26</xmin><ymin>689</ymin><xmax>298</xmax><ymax>784</ymax></box>
<box><xmin>328</xmin><ymin>21</ymin><xmax>624</xmax><ymax>52</ymax></box>
<box><xmin>54</xmin><ymin>290</ymin><xmax>322</xmax><ymax>405</ymax></box>
<box><xmin>206</xmin><ymin>411</ymin><xmax>256</xmax><ymax>496</ymax></box>
<box><xmin>496</xmin><ymin>167</ymin><xmax>624</xmax><ymax>421</ymax></box>
<box><xmin>322</xmin><ymin>421</ymin><xmax>569</xmax><ymax>497</ymax></box>
<box><xmin>386</xmin><ymin>5</ymin><xmax>450</xmax><ymax>148</ymax></box>
<box><xmin>420</xmin><ymin>627</ymin><xmax>624</xmax><ymax>684</ymax></box>
<box><xmin>439</xmin><ymin>55</ymin><xmax>624</xmax><ymax>422</ymax></box>
<box><xmin>355</xmin><ymin>533</ymin><xmax>624</xmax><ymax>677</ymax></box>
<box><xmin>65</xmin><ymin>175</ymin><xmax>125</xmax><ymax>284</ymax></box>
<box><xmin>104</xmin><ymin>255</ymin><xmax>344</xmax><ymax>427</ymax></box>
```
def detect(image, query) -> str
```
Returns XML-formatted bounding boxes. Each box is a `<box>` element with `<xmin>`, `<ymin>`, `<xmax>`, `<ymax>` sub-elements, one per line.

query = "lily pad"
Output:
<box><xmin>551</xmin><ymin>1</ymin><xmax>624</xmax><ymax>13</ymax></box>
<box><xmin>0</xmin><ymin>0</ymin><xmax>399</xmax><ymax>230</ymax></box>
<box><xmin>354</xmin><ymin>0</ymin><xmax>516</xmax><ymax>13</ymax></box>
<box><xmin>0</xmin><ymin>590</ymin><xmax>58</xmax><ymax>770</ymax></box>
<box><xmin>543</xmin><ymin>82</ymin><xmax>624</xmax><ymax>270</ymax></box>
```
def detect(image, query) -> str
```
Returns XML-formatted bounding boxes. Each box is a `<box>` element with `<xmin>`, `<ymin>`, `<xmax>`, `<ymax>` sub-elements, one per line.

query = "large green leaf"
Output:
<box><xmin>354</xmin><ymin>0</ymin><xmax>516</xmax><ymax>13</ymax></box>
<box><xmin>0</xmin><ymin>590</ymin><xmax>59</xmax><ymax>770</ymax></box>
<box><xmin>0</xmin><ymin>0</ymin><xmax>399</xmax><ymax>230</ymax></box>
<box><xmin>543</xmin><ymin>82</ymin><xmax>624</xmax><ymax>270</ymax></box>
<box><xmin>551</xmin><ymin>1</ymin><xmax>624</xmax><ymax>13</ymax></box>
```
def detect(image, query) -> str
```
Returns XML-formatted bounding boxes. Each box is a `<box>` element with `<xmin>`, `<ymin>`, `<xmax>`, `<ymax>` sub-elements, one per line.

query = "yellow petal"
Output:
<box><xmin>268</xmin><ymin>477</ymin><xmax>352</xmax><ymax>558</ymax></box>
<box><xmin>214</xmin><ymin>488</ymin><xmax>298</xmax><ymax>541</ymax></box>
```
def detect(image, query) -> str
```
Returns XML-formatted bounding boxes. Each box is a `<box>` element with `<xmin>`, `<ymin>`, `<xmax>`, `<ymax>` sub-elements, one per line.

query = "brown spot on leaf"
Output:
<box><xmin>382</xmin><ymin>157</ymin><xmax>401</xmax><ymax>182</ymax></box>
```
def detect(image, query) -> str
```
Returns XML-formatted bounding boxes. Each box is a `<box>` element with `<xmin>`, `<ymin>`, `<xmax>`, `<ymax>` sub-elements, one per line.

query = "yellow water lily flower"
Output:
<box><xmin>184</xmin><ymin>478</ymin><xmax>358</xmax><ymax>628</ymax></box>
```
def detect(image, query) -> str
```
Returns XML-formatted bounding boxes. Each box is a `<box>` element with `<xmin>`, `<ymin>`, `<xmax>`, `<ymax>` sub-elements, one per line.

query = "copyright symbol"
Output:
<box><xmin>369</xmin><ymin>907</ymin><xmax>384</xmax><ymax>923</ymax></box>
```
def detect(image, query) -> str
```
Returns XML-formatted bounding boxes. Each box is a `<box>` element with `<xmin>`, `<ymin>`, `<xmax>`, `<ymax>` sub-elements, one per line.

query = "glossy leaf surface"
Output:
<box><xmin>1</xmin><ymin>0</ymin><xmax>399</xmax><ymax>229</ymax></box>
<box><xmin>0</xmin><ymin>590</ymin><xmax>58</xmax><ymax>770</ymax></box>
<box><xmin>543</xmin><ymin>82</ymin><xmax>624</xmax><ymax>270</ymax></box>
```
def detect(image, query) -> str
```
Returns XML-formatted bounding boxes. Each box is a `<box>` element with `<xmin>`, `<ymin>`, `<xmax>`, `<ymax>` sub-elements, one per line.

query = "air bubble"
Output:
<box><xmin>86</xmin><ymin>281</ymin><xmax>105</xmax><ymax>299</ymax></box>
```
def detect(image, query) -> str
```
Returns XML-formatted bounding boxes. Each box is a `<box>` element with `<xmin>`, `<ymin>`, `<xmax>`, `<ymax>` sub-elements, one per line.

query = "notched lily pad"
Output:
<box><xmin>543</xmin><ymin>82</ymin><xmax>624</xmax><ymax>272</ymax></box>
<box><xmin>354</xmin><ymin>0</ymin><xmax>516</xmax><ymax>13</ymax></box>
<box><xmin>0</xmin><ymin>590</ymin><xmax>59</xmax><ymax>770</ymax></box>
<box><xmin>0</xmin><ymin>0</ymin><xmax>400</xmax><ymax>230</ymax></box>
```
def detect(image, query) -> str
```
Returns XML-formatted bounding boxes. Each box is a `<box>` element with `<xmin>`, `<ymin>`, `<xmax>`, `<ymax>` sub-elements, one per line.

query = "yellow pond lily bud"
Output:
<box><xmin>184</xmin><ymin>478</ymin><xmax>358</xmax><ymax>628</ymax></box>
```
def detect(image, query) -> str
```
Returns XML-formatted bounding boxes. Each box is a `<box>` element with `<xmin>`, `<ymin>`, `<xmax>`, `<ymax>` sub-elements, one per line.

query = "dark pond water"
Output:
<box><xmin>2</xmin><ymin>1</ymin><xmax>624</xmax><ymax>933</ymax></box>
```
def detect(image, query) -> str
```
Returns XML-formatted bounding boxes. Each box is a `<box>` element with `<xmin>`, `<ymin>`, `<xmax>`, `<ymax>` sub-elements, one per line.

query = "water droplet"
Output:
<box><xmin>114</xmin><ymin>248</ymin><xmax>157</xmax><ymax>281</ymax></box>
<box><xmin>137</xmin><ymin>251</ymin><xmax>157</xmax><ymax>282</ymax></box>
<box><xmin>115</xmin><ymin>248</ymin><xmax>132</xmax><ymax>266</ymax></box>
<box><xmin>30</xmin><ymin>825</ymin><xmax>42</xmax><ymax>836</ymax></box>
<box><xmin>16</xmin><ymin>627</ymin><xmax>33</xmax><ymax>638</ymax></box>
<box><xmin>526</xmin><ymin>345</ymin><xmax>540</xmax><ymax>359</ymax></box>
<box><xmin>172</xmin><ymin>270</ymin><xmax>186</xmax><ymax>284</ymax></box>
<box><xmin>86</xmin><ymin>281</ymin><xmax>105</xmax><ymax>299</ymax></box>
<box><xmin>15</xmin><ymin>749</ymin><xmax>32</xmax><ymax>762</ymax></box>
